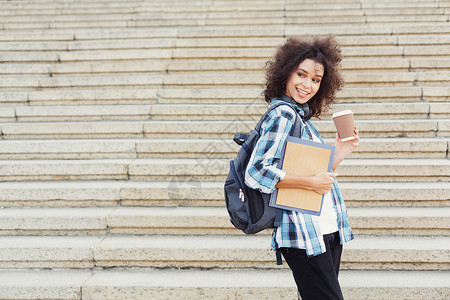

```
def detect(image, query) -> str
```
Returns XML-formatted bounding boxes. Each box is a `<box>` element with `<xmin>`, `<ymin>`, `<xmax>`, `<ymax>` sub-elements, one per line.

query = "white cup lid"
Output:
<box><xmin>332</xmin><ymin>110</ymin><xmax>353</xmax><ymax>118</ymax></box>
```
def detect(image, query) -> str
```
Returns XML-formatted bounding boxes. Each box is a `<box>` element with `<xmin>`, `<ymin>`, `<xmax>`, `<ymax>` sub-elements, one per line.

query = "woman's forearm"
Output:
<box><xmin>276</xmin><ymin>172</ymin><xmax>337</xmax><ymax>195</ymax></box>
<box><xmin>275</xmin><ymin>174</ymin><xmax>316</xmax><ymax>190</ymax></box>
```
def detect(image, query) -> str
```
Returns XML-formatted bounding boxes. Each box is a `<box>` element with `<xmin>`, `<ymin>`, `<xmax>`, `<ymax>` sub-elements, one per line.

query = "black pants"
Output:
<box><xmin>280</xmin><ymin>231</ymin><xmax>344</xmax><ymax>300</ymax></box>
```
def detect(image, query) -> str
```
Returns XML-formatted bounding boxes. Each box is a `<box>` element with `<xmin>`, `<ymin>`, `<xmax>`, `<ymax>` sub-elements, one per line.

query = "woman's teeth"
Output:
<box><xmin>297</xmin><ymin>88</ymin><xmax>309</xmax><ymax>95</ymax></box>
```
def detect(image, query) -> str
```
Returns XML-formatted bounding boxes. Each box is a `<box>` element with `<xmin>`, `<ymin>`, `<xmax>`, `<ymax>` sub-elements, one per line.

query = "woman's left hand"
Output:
<box><xmin>332</xmin><ymin>127</ymin><xmax>359</xmax><ymax>171</ymax></box>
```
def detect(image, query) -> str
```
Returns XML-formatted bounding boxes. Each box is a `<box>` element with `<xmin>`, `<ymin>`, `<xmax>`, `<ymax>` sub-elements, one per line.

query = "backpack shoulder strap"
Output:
<box><xmin>255</xmin><ymin>102</ymin><xmax>303</xmax><ymax>137</ymax></box>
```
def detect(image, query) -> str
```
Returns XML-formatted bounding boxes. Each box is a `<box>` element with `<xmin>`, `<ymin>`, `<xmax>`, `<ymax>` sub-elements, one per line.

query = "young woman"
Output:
<box><xmin>245</xmin><ymin>36</ymin><xmax>359</xmax><ymax>300</ymax></box>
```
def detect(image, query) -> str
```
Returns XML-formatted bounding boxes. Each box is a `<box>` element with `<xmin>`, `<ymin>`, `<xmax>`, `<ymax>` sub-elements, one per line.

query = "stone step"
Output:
<box><xmin>0</xmin><ymin>181</ymin><xmax>121</xmax><ymax>208</ymax></box>
<box><xmin>0</xmin><ymin>234</ymin><xmax>446</xmax><ymax>270</ymax></box>
<box><xmin>0</xmin><ymin>207</ymin><xmax>112</xmax><ymax>236</ymax></box>
<box><xmin>0</xmin><ymin>64</ymin><xmax>52</xmax><ymax>76</ymax></box>
<box><xmin>0</xmin><ymin>0</ymin><xmax>140</xmax><ymax>9</ymax></box>
<box><xmin>143</xmin><ymin>119</ymin><xmax>448</xmax><ymax>138</ymax></box>
<box><xmin>0</xmin><ymin>43</ymin><xmax>448</xmax><ymax>65</ymax></box>
<box><xmin>0</xmin><ymin>181</ymin><xmax>447</xmax><ymax>208</ymax></box>
<box><xmin>399</xmin><ymin>34</ymin><xmax>450</xmax><ymax>46</ymax></box>
<box><xmin>1</xmin><ymin>44</ymin><xmax>432</xmax><ymax>63</ymax></box>
<box><xmin>79</xmin><ymin>234</ymin><xmax>450</xmax><ymax>271</ymax></box>
<box><xmin>11</xmin><ymin>105</ymin><xmax>155</xmax><ymax>122</ymax></box>
<box><xmin>1</xmin><ymin>35</ymin><xmax>447</xmax><ymax>54</ymax></box>
<box><xmin>411</xmin><ymin>58</ymin><xmax>450</xmax><ymax>71</ymax></box>
<box><xmin>1</xmin><ymin>89</ymin><xmax>158</xmax><ymax>106</ymax></box>
<box><xmin>0</xmin><ymin>31</ymin><xmax>75</xmax><ymax>42</ymax></box>
<box><xmin>128</xmin><ymin>176</ymin><xmax>447</xmax><ymax>209</ymax></box>
<box><xmin>392</xmin><ymin>24</ymin><xmax>450</xmax><ymax>36</ymax></box>
<box><xmin>163</xmin><ymin>22</ymin><xmax>450</xmax><ymax>39</ymax></box>
<box><xmin>166</xmin><ymin>58</ymin><xmax>412</xmax><ymax>73</ymax></box>
<box><xmin>4</xmin><ymin>86</ymin><xmax>443</xmax><ymax>106</ymax></box>
<box><xmin>366</xmin><ymin>16</ymin><xmax>450</xmax><ymax>24</ymax></box>
<box><xmin>347</xmin><ymin>207</ymin><xmax>450</xmax><ymax>236</ymax></box>
<box><xmin>0</xmin><ymin>206</ymin><xmax>447</xmax><ymax>237</ymax></box>
<box><xmin>0</xmin><ymin>22</ymin><xmax>448</xmax><ymax>43</ymax></box>
<box><xmin>154</xmin><ymin>86</ymin><xmax>443</xmax><ymax>103</ymax></box>
<box><xmin>0</xmin><ymin>1</ymin><xmax>442</xmax><ymax>17</ymax></box>
<box><xmin>169</xmin><ymin>24</ymin><xmax>450</xmax><ymax>39</ymax></box>
<box><xmin>138</xmin><ymin>2</ymin><xmax>436</xmax><ymax>13</ymax></box>
<box><xmin>1</xmin><ymin>119</ymin><xmax>447</xmax><ymax>139</ymax></box>
<box><xmin>168</xmin><ymin>59</ymin><xmax>448</xmax><ymax>74</ymax></box>
<box><xmin>48</xmin><ymin>60</ymin><xmax>167</xmax><ymax>75</ymax></box>
<box><xmin>9</xmin><ymin>14</ymin><xmax>441</xmax><ymax>29</ymax></box>
<box><xmin>2</xmin><ymin>102</ymin><xmax>447</xmax><ymax>122</ymax></box>
<box><xmin>59</xmin><ymin>49</ymin><xmax>173</xmax><ymax>62</ymax></box>
<box><xmin>0</xmin><ymin>39</ymin><xmax>175</xmax><ymax>52</ymax></box>
<box><xmin>0</xmin><ymin>52</ymin><xmax>60</xmax><ymax>63</ymax></box>
<box><xmin>0</xmin><ymin>28</ymin><xmax>177</xmax><ymax>42</ymax></box>
<box><xmin>0</xmin><ymin>269</ymin><xmax>447</xmax><ymax>300</ymax></box>
<box><xmin>112</xmin><ymin>206</ymin><xmax>450</xmax><ymax>236</ymax></box>
<box><xmin>0</xmin><ymin>75</ymin><xmax>164</xmax><ymax>91</ymax></box>
<box><xmin>170</xmin><ymin>47</ymin><xmax>405</xmax><ymax>60</ymax></box>
<box><xmin>174</xmin><ymin>34</ymin><xmax>450</xmax><ymax>48</ymax></box>
<box><xmin>1</xmin><ymin>58</ymin><xmax>413</xmax><ymax>76</ymax></box>
<box><xmin>364</xmin><ymin>7</ymin><xmax>447</xmax><ymax>15</ymax></box>
<box><xmin>0</xmin><ymin>8</ymin><xmax>137</xmax><ymax>20</ymax></box>
<box><xmin>0</xmin><ymin>13</ymin><xmax>137</xmax><ymax>24</ymax></box>
<box><xmin>0</xmin><ymin>121</ymin><xmax>147</xmax><ymax>139</ymax></box>
<box><xmin>133</xmin><ymin>16</ymin><xmax>450</xmax><ymax>28</ymax></box>
<box><xmin>164</xmin><ymin>71</ymin><xmax>448</xmax><ymax>86</ymax></box>
<box><xmin>6</xmin><ymin>45</ymin><xmax>441</xmax><ymax>63</ymax></box>
<box><xmin>361</xmin><ymin>1</ymin><xmax>443</xmax><ymax>9</ymax></box>
<box><xmin>3</xmin><ymin>70</ymin><xmax>443</xmax><ymax>90</ymax></box>
<box><xmin>0</xmin><ymin>158</ymin><xmax>448</xmax><ymax>182</ymax></box>
<box><xmin>2</xmin><ymin>86</ymin><xmax>446</xmax><ymax>106</ymax></box>
<box><xmin>2</xmin><ymin>57</ymin><xmax>449</xmax><ymax>77</ymax></box>
<box><xmin>338</xmin><ymin>182</ymin><xmax>450</xmax><ymax>208</ymax></box>
<box><xmin>1</xmin><ymin>7</ymin><xmax>447</xmax><ymax>24</ymax></box>
<box><xmin>0</xmin><ymin>139</ymin><xmax>139</xmax><ymax>160</ymax></box>
<box><xmin>2</xmin><ymin>21</ymin><xmax>132</xmax><ymax>31</ymax></box>
<box><xmin>0</xmin><ymin>137</ymin><xmax>447</xmax><ymax>160</ymax></box>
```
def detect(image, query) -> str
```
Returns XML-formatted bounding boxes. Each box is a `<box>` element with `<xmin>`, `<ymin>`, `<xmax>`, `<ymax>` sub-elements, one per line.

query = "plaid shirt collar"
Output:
<box><xmin>273</xmin><ymin>94</ymin><xmax>311</xmax><ymax>121</ymax></box>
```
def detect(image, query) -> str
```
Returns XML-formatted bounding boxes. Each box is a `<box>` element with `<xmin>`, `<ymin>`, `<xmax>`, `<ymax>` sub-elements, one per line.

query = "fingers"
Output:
<box><xmin>353</xmin><ymin>127</ymin><xmax>360</xmax><ymax>146</ymax></box>
<box><xmin>353</xmin><ymin>128</ymin><xmax>360</xmax><ymax>146</ymax></box>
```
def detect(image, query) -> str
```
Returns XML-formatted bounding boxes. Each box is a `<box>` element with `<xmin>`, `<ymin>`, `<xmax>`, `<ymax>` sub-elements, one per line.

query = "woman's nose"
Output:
<box><xmin>302</xmin><ymin>78</ymin><xmax>311</xmax><ymax>89</ymax></box>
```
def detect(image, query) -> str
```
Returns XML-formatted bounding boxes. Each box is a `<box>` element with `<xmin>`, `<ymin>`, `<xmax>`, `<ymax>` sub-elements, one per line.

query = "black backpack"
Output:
<box><xmin>224</xmin><ymin>102</ymin><xmax>302</xmax><ymax>235</ymax></box>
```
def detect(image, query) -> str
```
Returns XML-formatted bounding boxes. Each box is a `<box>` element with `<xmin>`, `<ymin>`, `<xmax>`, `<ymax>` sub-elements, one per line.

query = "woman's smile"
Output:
<box><xmin>296</xmin><ymin>87</ymin><xmax>310</xmax><ymax>97</ymax></box>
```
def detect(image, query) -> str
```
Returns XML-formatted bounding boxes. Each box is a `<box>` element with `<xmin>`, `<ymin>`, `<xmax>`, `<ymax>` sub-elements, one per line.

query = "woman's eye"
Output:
<box><xmin>313</xmin><ymin>79</ymin><xmax>321</xmax><ymax>83</ymax></box>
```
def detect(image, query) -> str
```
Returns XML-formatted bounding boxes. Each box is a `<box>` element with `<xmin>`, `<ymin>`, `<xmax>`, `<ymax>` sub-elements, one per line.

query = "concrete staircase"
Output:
<box><xmin>0</xmin><ymin>0</ymin><xmax>449</xmax><ymax>299</ymax></box>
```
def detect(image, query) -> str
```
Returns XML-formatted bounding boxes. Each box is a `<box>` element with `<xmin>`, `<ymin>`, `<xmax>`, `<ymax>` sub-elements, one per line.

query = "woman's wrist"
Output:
<box><xmin>332</xmin><ymin>153</ymin><xmax>344</xmax><ymax>171</ymax></box>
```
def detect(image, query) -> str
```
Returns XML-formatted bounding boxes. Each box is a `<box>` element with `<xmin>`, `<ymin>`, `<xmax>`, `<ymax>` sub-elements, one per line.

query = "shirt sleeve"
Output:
<box><xmin>244</xmin><ymin>105</ymin><xmax>296</xmax><ymax>194</ymax></box>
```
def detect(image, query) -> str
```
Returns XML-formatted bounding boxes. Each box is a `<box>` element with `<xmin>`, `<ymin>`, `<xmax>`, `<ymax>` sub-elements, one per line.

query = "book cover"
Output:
<box><xmin>269</xmin><ymin>136</ymin><xmax>335</xmax><ymax>216</ymax></box>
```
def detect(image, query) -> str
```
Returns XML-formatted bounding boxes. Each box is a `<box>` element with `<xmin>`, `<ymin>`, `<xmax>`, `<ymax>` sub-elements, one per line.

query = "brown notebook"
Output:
<box><xmin>269</xmin><ymin>136</ymin><xmax>335</xmax><ymax>215</ymax></box>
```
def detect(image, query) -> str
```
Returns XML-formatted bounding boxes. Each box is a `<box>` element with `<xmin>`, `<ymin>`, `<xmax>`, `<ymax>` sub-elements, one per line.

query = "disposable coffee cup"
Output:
<box><xmin>332</xmin><ymin>110</ymin><xmax>356</xmax><ymax>142</ymax></box>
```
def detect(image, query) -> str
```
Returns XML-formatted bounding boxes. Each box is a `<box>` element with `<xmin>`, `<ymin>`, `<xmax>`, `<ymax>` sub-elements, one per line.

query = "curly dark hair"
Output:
<box><xmin>263</xmin><ymin>35</ymin><xmax>344</xmax><ymax>118</ymax></box>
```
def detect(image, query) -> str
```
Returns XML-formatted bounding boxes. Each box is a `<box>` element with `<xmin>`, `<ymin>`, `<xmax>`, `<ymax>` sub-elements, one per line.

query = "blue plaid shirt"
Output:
<box><xmin>245</xmin><ymin>98</ymin><xmax>353</xmax><ymax>257</ymax></box>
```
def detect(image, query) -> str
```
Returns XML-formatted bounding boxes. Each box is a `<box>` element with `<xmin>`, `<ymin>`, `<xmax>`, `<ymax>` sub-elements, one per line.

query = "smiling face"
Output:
<box><xmin>284</xmin><ymin>58</ymin><xmax>324</xmax><ymax>104</ymax></box>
